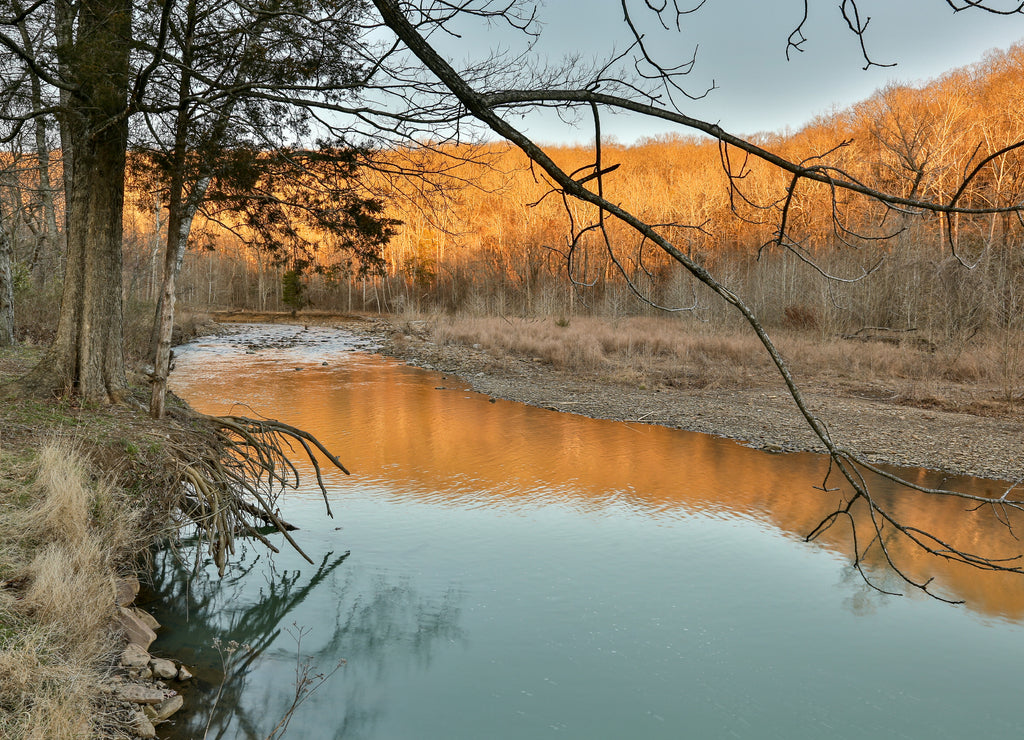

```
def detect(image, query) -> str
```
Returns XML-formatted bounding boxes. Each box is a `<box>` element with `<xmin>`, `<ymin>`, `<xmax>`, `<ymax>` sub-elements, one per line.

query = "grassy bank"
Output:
<box><xmin>0</xmin><ymin>345</ymin><xmax>181</xmax><ymax>738</ymax></box>
<box><xmin>0</xmin><ymin>304</ymin><xmax>352</xmax><ymax>738</ymax></box>
<box><xmin>401</xmin><ymin>313</ymin><xmax>1021</xmax><ymax>416</ymax></box>
<box><xmin>0</xmin><ymin>296</ymin><xmax>235</xmax><ymax>738</ymax></box>
<box><xmin>206</xmin><ymin>307</ymin><xmax>1020</xmax><ymax>416</ymax></box>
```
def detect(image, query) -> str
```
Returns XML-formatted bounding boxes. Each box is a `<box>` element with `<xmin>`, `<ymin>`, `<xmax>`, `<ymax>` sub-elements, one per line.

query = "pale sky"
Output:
<box><xmin>442</xmin><ymin>0</ymin><xmax>1024</xmax><ymax>144</ymax></box>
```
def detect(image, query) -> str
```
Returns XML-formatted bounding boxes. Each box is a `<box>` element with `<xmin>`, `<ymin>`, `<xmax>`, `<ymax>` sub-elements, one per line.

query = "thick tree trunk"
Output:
<box><xmin>53</xmin><ymin>116</ymin><xmax>130</xmax><ymax>401</ymax></box>
<box><xmin>23</xmin><ymin>0</ymin><xmax>131</xmax><ymax>403</ymax></box>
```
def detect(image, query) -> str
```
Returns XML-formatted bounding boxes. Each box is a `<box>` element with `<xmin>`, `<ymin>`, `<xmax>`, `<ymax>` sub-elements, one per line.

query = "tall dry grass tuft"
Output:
<box><xmin>24</xmin><ymin>443</ymin><xmax>93</xmax><ymax>545</ymax></box>
<box><xmin>0</xmin><ymin>440</ymin><xmax>141</xmax><ymax>739</ymax></box>
<box><xmin>23</xmin><ymin>441</ymin><xmax>145</xmax><ymax>559</ymax></box>
<box><xmin>21</xmin><ymin>539</ymin><xmax>114</xmax><ymax>659</ymax></box>
<box><xmin>0</xmin><ymin>631</ymin><xmax>97</xmax><ymax>740</ymax></box>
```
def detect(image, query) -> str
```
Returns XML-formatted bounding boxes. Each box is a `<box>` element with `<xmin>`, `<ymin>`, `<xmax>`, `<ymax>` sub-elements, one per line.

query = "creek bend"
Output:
<box><xmin>156</xmin><ymin>324</ymin><xmax>1024</xmax><ymax>739</ymax></box>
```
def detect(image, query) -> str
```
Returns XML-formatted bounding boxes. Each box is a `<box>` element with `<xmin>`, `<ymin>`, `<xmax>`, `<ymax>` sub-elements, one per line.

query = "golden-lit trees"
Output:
<box><xmin>161</xmin><ymin>38</ymin><xmax>1024</xmax><ymax>326</ymax></box>
<box><xmin>341</xmin><ymin>45</ymin><xmax>1023</xmax><ymax>328</ymax></box>
<box><xmin>104</xmin><ymin>29</ymin><xmax>1024</xmax><ymax>340</ymax></box>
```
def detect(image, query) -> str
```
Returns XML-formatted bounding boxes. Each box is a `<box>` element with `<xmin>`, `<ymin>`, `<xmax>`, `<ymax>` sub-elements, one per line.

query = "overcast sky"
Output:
<box><xmin>443</xmin><ymin>0</ymin><xmax>1024</xmax><ymax>144</ymax></box>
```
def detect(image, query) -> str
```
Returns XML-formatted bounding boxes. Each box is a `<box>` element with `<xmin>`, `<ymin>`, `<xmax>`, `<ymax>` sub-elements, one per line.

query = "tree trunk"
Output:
<box><xmin>151</xmin><ymin>176</ymin><xmax>209</xmax><ymax>418</ymax></box>
<box><xmin>150</xmin><ymin>0</ymin><xmax>205</xmax><ymax>418</ymax></box>
<box><xmin>15</xmin><ymin>7</ymin><xmax>61</xmax><ymax>286</ymax></box>
<box><xmin>149</xmin><ymin>201</ymin><xmax>184</xmax><ymax>419</ymax></box>
<box><xmin>0</xmin><ymin>214</ymin><xmax>14</xmax><ymax>347</ymax></box>
<box><xmin>23</xmin><ymin>0</ymin><xmax>132</xmax><ymax>403</ymax></box>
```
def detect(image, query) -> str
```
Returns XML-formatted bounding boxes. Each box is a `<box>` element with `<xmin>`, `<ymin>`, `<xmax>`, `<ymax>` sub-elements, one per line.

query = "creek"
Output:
<box><xmin>154</xmin><ymin>324</ymin><xmax>1024</xmax><ymax>739</ymax></box>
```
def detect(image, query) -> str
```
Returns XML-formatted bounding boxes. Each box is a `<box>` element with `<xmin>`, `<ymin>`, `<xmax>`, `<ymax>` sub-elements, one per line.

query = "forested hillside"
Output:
<box><xmin>127</xmin><ymin>43</ymin><xmax>1020</xmax><ymax>338</ymax></box>
<box><xmin>5</xmin><ymin>43</ymin><xmax>1024</xmax><ymax>340</ymax></box>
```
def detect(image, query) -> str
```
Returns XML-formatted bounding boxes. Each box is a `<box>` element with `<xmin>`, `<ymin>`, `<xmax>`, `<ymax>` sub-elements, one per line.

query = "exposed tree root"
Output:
<box><xmin>163</xmin><ymin>409</ymin><xmax>349</xmax><ymax>575</ymax></box>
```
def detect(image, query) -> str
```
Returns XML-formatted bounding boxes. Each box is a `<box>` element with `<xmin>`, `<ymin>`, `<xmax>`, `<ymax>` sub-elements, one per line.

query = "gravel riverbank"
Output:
<box><xmin>344</xmin><ymin>317</ymin><xmax>1023</xmax><ymax>484</ymax></box>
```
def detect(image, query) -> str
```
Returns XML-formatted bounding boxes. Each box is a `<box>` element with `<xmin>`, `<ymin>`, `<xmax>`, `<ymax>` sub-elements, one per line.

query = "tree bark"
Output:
<box><xmin>23</xmin><ymin>0</ymin><xmax>132</xmax><ymax>402</ymax></box>
<box><xmin>151</xmin><ymin>175</ymin><xmax>209</xmax><ymax>418</ymax></box>
<box><xmin>14</xmin><ymin>2</ymin><xmax>61</xmax><ymax>286</ymax></box>
<box><xmin>0</xmin><ymin>212</ymin><xmax>14</xmax><ymax>347</ymax></box>
<box><xmin>150</xmin><ymin>0</ymin><xmax>203</xmax><ymax>418</ymax></box>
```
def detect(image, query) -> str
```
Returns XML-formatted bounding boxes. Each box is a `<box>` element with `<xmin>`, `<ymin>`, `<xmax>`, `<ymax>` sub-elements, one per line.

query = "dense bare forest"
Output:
<box><xmin>5</xmin><ymin>43</ymin><xmax>1024</xmax><ymax>344</ymax></box>
<box><xmin>146</xmin><ymin>46</ymin><xmax>1024</xmax><ymax>347</ymax></box>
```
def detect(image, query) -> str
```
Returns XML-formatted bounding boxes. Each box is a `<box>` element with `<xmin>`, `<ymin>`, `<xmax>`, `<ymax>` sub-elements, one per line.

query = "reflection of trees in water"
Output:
<box><xmin>836</xmin><ymin>564</ymin><xmax>898</xmax><ymax>617</ymax></box>
<box><xmin>146</xmin><ymin>543</ymin><xmax>464</xmax><ymax>739</ymax></box>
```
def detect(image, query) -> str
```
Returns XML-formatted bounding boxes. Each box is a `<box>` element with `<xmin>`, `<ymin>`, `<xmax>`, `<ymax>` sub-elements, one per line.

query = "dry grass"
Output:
<box><xmin>0</xmin><ymin>630</ymin><xmax>99</xmax><ymax>740</ymax></box>
<box><xmin>23</xmin><ymin>444</ymin><xmax>93</xmax><ymax>545</ymax></box>
<box><xmin>432</xmin><ymin>315</ymin><xmax>775</xmax><ymax>390</ymax></box>
<box><xmin>22</xmin><ymin>538</ymin><xmax>114</xmax><ymax>658</ymax></box>
<box><xmin>436</xmin><ymin>315</ymin><xmax>761</xmax><ymax>376</ymax></box>
<box><xmin>429</xmin><ymin>314</ymin><xmax>1022</xmax><ymax>409</ymax></box>
<box><xmin>0</xmin><ymin>440</ymin><xmax>145</xmax><ymax>739</ymax></box>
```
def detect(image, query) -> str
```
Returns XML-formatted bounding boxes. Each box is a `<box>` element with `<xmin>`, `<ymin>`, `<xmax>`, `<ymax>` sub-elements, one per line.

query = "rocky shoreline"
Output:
<box><xmin>331</xmin><ymin>316</ymin><xmax>1023</xmax><ymax>485</ymax></box>
<box><xmin>107</xmin><ymin>577</ymin><xmax>190</xmax><ymax>739</ymax></box>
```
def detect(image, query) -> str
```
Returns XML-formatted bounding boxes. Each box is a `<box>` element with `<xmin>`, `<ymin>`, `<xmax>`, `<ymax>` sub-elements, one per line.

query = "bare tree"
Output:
<box><xmin>0</xmin><ymin>203</ymin><xmax>12</xmax><ymax>346</ymax></box>
<box><xmin>0</xmin><ymin>2</ymin><xmax>62</xmax><ymax>344</ymax></box>
<box><xmin>10</xmin><ymin>0</ymin><xmax>61</xmax><ymax>285</ymax></box>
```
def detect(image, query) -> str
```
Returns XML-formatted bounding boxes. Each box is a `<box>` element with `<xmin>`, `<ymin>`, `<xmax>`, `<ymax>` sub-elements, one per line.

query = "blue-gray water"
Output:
<box><xmin>157</xmin><ymin>324</ymin><xmax>1024</xmax><ymax>739</ymax></box>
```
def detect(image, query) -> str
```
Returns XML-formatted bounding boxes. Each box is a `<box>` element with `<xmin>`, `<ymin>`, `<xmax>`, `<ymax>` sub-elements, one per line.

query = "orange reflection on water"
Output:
<box><xmin>174</xmin><ymin>352</ymin><xmax>1024</xmax><ymax>621</ymax></box>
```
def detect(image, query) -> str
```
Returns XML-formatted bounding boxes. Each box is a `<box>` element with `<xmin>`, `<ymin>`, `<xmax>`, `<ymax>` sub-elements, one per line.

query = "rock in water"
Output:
<box><xmin>150</xmin><ymin>657</ymin><xmax>177</xmax><ymax>680</ymax></box>
<box><xmin>150</xmin><ymin>695</ymin><xmax>185</xmax><ymax>723</ymax></box>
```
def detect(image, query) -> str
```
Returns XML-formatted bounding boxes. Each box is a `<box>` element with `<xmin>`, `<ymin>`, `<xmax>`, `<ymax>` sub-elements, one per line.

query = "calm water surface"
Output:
<box><xmin>156</xmin><ymin>324</ymin><xmax>1024</xmax><ymax>739</ymax></box>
